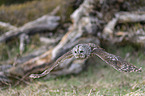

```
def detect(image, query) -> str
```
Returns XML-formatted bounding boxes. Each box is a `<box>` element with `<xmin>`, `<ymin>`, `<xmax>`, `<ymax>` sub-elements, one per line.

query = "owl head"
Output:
<box><xmin>72</xmin><ymin>44</ymin><xmax>92</xmax><ymax>59</ymax></box>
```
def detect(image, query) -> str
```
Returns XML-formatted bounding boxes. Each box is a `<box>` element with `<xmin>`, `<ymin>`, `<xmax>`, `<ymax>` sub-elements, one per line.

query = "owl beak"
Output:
<box><xmin>75</xmin><ymin>56</ymin><xmax>79</xmax><ymax>59</ymax></box>
<box><xmin>75</xmin><ymin>55</ymin><xmax>79</xmax><ymax>58</ymax></box>
<box><xmin>75</xmin><ymin>54</ymin><xmax>86</xmax><ymax>59</ymax></box>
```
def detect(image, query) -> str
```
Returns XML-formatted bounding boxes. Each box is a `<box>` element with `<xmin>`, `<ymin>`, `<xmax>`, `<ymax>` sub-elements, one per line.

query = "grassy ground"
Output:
<box><xmin>0</xmin><ymin>45</ymin><xmax>144</xmax><ymax>96</ymax></box>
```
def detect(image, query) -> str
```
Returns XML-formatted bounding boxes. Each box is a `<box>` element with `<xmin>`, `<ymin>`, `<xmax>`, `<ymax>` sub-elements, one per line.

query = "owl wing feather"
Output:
<box><xmin>92</xmin><ymin>47</ymin><xmax>141</xmax><ymax>72</ymax></box>
<box><xmin>29</xmin><ymin>50</ymin><xmax>73</xmax><ymax>78</ymax></box>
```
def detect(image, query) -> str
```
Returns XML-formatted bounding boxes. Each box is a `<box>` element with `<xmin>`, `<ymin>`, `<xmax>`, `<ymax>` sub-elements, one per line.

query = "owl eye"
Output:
<box><xmin>75</xmin><ymin>51</ymin><xmax>77</xmax><ymax>53</ymax></box>
<box><xmin>80</xmin><ymin>51</ymin><xmax>84</xmax><ymax>53</ymax></box>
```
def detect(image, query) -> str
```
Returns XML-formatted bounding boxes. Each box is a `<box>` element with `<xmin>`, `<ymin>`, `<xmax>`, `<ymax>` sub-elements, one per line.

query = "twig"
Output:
<box><xmin>116</xmin><ymin>12</ymin><xmax>145</xmax><ymax>23</ymax></box>
<box><xmin>40</xmin><ymin>36</ymin><xmax>61</xmax><ymax>44</ymax></box>
<box><xmin>14</xmin><ymin>73</ymin><xmax>30</xmax><ymax>87</ymax></box>
<box><xmin>19</xmin><ymin>33</ymin><xmax>29</xmax><ymax>55</ymax></box>
<box><xmin>50</xmin><ymin>6</ymin><xmax>60</xmax><ymax>16</ymax></box>
<box><xmin>103</xmin><ymin>17</ymin><xmax>118</xmax><ymax>39</ymax></box>
<box><xmin>88</xmin><ymin>89</ymin><xmax>92</xmax><ymax>96</ymax></box>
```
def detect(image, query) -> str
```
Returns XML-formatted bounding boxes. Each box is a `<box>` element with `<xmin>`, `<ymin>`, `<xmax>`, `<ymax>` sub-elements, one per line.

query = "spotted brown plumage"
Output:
<box><xmin>91</xmin><ymin>47</ymin><xmax>141</xmax><ymax>72</ymax></box>
<box><xmin>30</xmin><ymin>43</ymin><xmax>141</xmax><ymax>78</ymax></box>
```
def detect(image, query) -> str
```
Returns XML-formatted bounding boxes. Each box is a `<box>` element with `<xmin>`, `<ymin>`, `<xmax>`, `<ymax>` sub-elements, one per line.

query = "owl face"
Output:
<box><xmin>72</xmin><ymin>44</ymin><xmax>92</xmax><ymax>59</ymax></box>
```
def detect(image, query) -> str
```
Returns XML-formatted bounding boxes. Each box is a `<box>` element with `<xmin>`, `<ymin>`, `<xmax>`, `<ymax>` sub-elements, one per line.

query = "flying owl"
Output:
<box><xmin>29</xmin><ymin>43</ymin><xmax>142</xmax><ymax>78</ymax></box>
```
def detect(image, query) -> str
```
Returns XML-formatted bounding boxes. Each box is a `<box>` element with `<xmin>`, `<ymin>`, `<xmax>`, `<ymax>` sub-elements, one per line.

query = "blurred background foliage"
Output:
<box><xmin>0</xmin><ymin>0</ymin><xmax>32</xmax><ymax>5</ymax></box>
<box><xmin>0</xmin><ymin>0</ymin><xmax>76</xmax><ymax>26</ymax></box>
<box><xmin>0</xmin><ymin>0</ymin><xmax>33</xmax><ymax>5</ymax></box>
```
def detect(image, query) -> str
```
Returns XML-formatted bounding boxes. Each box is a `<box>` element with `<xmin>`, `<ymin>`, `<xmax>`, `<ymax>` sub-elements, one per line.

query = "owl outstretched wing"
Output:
<box><xmin>29</xmin><ymin>50</ymin><xmax>73</xmax><ymax>78</ymax></box>
<box><xmin>92</xmin><ymin>47</ymin><xmax>141</xmax><ymax>72</ymax></box>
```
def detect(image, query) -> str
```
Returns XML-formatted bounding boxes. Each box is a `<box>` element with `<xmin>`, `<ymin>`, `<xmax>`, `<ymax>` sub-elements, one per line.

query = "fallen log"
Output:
<box><xmin>0</xmin><ymin>15</ymin><xmax>60</xmax><ymax>43</ymax></box>
<box><xmin>116</xmin><ymin>12</ymin><xmax>145</xmax><ymax>23</ymax></box>
<box><xmin>103</xmin><ymin>12</ymin><xmax>145</xmax><ymax>47</ymax></box>
<box><xmin>0</xmin><ymin>6</ymin><xmax>61</xmax><ymax>43</ymax></box>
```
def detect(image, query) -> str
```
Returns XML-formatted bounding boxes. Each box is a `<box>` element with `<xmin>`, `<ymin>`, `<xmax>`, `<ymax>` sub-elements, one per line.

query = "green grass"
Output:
<box><xmin>0</xmin><ymin>0</ymin><xmax>63</xmax><ymax>26</ymax></box>
<box><xmin>0</xmin><ymin>0</ymin><xmax>74</xmax><ymax>27</ymax></box>
<box><xmin>0</xmin><ymin>45</ymin><xmax>145</xmax><ymax>96</ymax></box>
<box><xmin>0</xmin><ymin>34</ymin><xmax>41</xmax><ymax>61</ymax></box>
